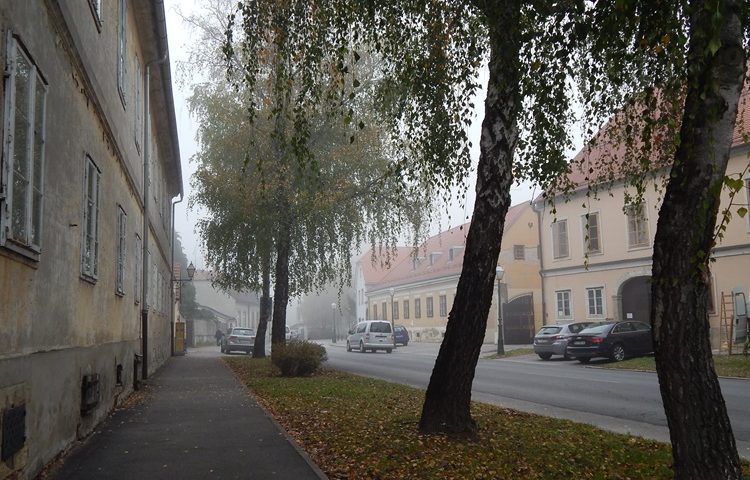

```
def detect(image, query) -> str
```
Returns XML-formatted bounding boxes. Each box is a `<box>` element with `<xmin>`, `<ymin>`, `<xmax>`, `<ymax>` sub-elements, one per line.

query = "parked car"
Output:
<box><xmin>346</xmin><ymin>320</ymin><xmax>394</xmax><ymax>353</ymax></box>
<box><xmin>221</xmin><ymin>327</ymin><xmax>256</xmax><ymax>355</ymax></box>
<box><xmin>533</xmin><ymin>322</ymin><xmax>599</xmax><ymax>360</ymax></box>
<box><xmin>566</xmin><ymin>321</ymin><xmax>653</xmax><ymax>363</ymax></box>
<box><xmin>394</xmin><ymin>325</ymin><xmax>410</xmax><ymax>346</ymax></box>
<box><xmin>285</xmin><ymin>326</ymin><xmax>292</xmax><ymax>341</ymax></box>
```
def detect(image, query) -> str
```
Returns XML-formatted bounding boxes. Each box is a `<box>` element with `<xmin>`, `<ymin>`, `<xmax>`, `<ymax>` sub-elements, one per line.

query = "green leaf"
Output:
<box><xmin>353</xmin><ymin>79</ymin><xmax>360</xmax><ymax>88</ymax></box>
<box><xmin>738</xmin><ymin>207</ymin><xmax>748</xmax><ymax>218</ymax></box>
<box><xmin>706</xmin><ymin>37</ymin><xmax>721</xmax><ymax>56</ymax></box>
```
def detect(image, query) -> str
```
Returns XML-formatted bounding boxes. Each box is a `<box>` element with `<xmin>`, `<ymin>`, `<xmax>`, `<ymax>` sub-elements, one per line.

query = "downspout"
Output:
<box><xmin>531</xmin><ymin>198</ymin><xmax>547</xmax><ymax>326</ymax></box>
<box><xmin>169</xmin><ymin>193</ymin><xmax>183</xmax><ymax>356</ymax></box>
<box><xmin>142</xmin><ymin>52</ymin><xmax>168</xmax><ymax>380</ymax></box>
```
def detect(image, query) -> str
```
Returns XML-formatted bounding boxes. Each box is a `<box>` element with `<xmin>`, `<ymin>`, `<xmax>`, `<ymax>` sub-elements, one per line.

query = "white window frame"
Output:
<box><xmin>2</xmin><ymin>35</ymin><xmax>47</xmax><ymax>256</ymax></box>
<box><xmin>117</xmin><ymin>0</ymin><xmax>127</xmax><ymax>106</ymax></box>
<box><xmin>585</xmin><ymin>286</ymin><xmax>605</xmax><ymax>318</ymax></box>
<box><xmin>582</xmin><ymin>211</ymin><xmax>602</xmax><ymax>255</ymax></box>
<box><xmin>134</xmin><ymin>234</ymin><xmax>141</xmax><ymax>304</ymax></box>
<box><xmin>426</xmin><ymin>296</ymin><xmax>434</xmax><ymax>318</ymax></box>
<box><xmin>439</xmin><ymin>294</ymin><xmax>447</xmax><ymax>317</ymax></box>
<box><xmin>625</xmin><ymin>203</ymin><xmax>650</xmax><ymax>249</ymax></box>
<box><xmin>88</xmin><ymin>0</ymin><xmax>103</xmax><ymax>30</ymax></box>
<box><xmin>555</xmin><ymin>290</ymin><xmax>572</xmax><ymax>320</ymax></box>
<box><xmin>81</xmin><ymin>156</ymin><xmax>101</xmax><ymax>281</ymax></box>
<box><xmin>414</xmin><ymin>298</ymin><xmax>421</xmax><ymax>318</ymax></box>
<box><xmin>116</xmin><ymin>206</ymin><xmax>127</xmax><ymax>295</ymax></box>
<box><xmin>552</xmin><ymin>219</ymin><xmax>569</xmax><ymax>259</ymax></box>
<box><xmin>134</xmin><ymin>55</ymin><xmax>142</xmax><ymax>152</ymax></box>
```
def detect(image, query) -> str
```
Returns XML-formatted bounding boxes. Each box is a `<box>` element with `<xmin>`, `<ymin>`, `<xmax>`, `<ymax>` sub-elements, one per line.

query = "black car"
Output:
<box><xmin>566</xmin><ymin>321</ymin><xmax>653</xmax><ymax>363</ymax></box>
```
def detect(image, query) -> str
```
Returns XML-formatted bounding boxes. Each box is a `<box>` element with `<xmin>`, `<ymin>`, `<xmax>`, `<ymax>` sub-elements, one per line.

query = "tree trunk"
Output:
<box><xmin>253</xmin><ymin>251</ymin><xmax>272</xmax><ymax>358</ymax></box>
<box><xmin>419</xmin><ymin>3</ymin><xmax>521</xmax><ymax>435</ymax></box>
<box><xmin>651</xmin><ymin>1</ymin><xmax>745</xmax><ymax>478</ymax></box>
<box><xmin>271</xmin><ymin>223</ymin><xmax>291</xmax><ymax>349</ymax></box>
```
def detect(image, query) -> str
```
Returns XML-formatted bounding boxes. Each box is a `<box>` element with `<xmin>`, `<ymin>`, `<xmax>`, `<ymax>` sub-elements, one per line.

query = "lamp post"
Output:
<box><xmin>389</xmin><ymin>287</ymin><xmax>395</xmax><ymax>346</ymax></box>
<box><xmin>172</xmin><ymin>262</ymin><xmax>196</xmax><ymax>356</ymax></box>
<box><xmin>331</xmin><ymin>302</ymin><xmax>337</xmax><ymax>343</ymax></box>
<box><xmin>496</xmin><ymin>265</ymin><xmax>506</xmax><ymax>355</ymax></box>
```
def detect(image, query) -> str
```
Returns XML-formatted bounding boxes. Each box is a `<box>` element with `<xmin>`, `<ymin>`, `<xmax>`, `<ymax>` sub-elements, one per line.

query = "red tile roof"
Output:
<box><xmin>361</xmin><ymin>203</ymin><xmax>529</xmax><ymax>291</ymax></box>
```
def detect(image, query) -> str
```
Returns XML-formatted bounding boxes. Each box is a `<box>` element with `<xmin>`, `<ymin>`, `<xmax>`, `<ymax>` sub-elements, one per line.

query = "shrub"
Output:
<box><xmin>272</xmin><ymin>340</ymin><xmax>327</xmax><ymax>377</ymax></box>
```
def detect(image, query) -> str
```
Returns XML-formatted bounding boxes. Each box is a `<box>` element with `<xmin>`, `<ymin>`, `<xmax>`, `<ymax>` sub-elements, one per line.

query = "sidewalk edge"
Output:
<box><xmin>221</xmin><ymin>359</ymin><xmax>329</xmax><ymax>480</ymax></box>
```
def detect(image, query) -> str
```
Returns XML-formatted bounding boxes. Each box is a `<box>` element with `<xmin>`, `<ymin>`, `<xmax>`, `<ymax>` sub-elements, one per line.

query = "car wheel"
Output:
<box><xmin>386</xmin><ymin>349</ymin><xmax>392</xmax><ymax>354</ymax></box>
<box><xmin>578</xmin><ymin>357</ymin><xmax>591</xmax><ymax>364</ymax></box>
<box><xmin>403</xmin><ymin>341</ymin><xmax>408</xmax><ymax>346</ymax></box>
<box><xmin>563</xmin><ymin>352</ymin><xmax>571</xmax><ymax>360</ymax></box>
<box><xmin>538</xmin><ymin>353</ymin><xmax>552</xmax><ymax>360</ymax></box>
<box><xmin>346</xmin><ymin>341</ymin><xmax>352</xmax><ymax>352</ymax></box>
<box><xmin>611</xmin><ymin>344</ymin><xmax>626</xmax><ymax>362</ymax></box>
<box><xmin>360</xmin><ymin>341</ymin><xmax>366</xmax><ymax>353</ymax></box>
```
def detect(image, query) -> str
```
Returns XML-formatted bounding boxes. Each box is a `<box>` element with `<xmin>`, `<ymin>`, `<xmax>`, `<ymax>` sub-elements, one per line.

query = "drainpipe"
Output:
<box><xmin>531</xmin><ymin>198</ymin><xmax>547</xmax><ymax>326</ymax></box>
<box><xmin>170</xmin><ymin>193</ymin><xmax>183</xmax><ymax>356</ymax></box>
<box><xmin>142</xmin><ymin>53</ymin><xmax>168</xmax><ymax>380</ymax></box>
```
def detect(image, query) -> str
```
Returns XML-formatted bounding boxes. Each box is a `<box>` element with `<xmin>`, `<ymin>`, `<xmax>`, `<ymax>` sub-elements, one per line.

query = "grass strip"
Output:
<box><xmin>597</xmin><ymin>355</ymin><xmax>750</xmax><ymax>378</ymax></box>
<box><xmin>226</xmin><ymin>357</ymin><xmax>750</xmax><ymax>479</ymax></box>
<box><xmin>485</xmin><ymin>347</ymin><xmax>535</xmax><ymax>359</ymax></box>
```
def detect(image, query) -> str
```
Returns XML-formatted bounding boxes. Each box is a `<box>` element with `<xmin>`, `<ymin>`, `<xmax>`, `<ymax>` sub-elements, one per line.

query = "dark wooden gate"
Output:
<box><xmin>503</xmin><ymin>293</ymin><xmax>535</xmax><ymax>344</ymax></box>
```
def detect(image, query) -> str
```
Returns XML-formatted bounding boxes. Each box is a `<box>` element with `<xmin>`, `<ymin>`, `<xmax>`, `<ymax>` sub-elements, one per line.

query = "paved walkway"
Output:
<box><xmin>50</xmin><ymin>347</ymin><xmax>324</xmax><ymax>480</ymax></box>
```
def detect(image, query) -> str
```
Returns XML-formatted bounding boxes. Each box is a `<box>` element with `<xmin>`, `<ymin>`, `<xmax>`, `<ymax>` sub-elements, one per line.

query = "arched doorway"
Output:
<box><xmin>503</xmin><ymin>294</ymin><xmax>535</xmax><ymax>344</ymax></box>
<box><xmin>620</xmin><ymin>276</ymin><xmax>651</xmax><ymax>324</ymax></box>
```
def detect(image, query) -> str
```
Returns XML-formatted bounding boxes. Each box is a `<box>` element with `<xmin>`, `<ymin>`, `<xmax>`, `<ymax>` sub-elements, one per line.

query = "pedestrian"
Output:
<box><xmin>215</xmin><ymin>328</ymin><xmax>224</xmax><ymax>346</ymax></box>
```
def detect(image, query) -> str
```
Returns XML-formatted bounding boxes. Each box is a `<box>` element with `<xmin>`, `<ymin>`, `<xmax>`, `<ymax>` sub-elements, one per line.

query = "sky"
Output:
<box><xmin>163</xmin><ymin>1</ymin><xmax>549</xmax><ymax>270</ymax></box>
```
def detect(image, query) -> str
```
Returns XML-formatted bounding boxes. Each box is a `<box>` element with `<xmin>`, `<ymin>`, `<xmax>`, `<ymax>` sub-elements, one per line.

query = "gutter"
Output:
<box><xmin>170</xmin><ymin>193</ymin><xmax>184</xmax><ymax>356</ymax></box>
<box><xmin>531</xmin><ymin>198</ymin><xmax>547</xmax><ymax>327</ymax></box>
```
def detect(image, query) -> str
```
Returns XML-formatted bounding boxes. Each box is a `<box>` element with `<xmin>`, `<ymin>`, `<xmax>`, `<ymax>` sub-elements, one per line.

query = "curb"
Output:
<box><xmin>221</xmin><ymin>358</ymin><xmax>329</xmax><ymax>480</ymax></box>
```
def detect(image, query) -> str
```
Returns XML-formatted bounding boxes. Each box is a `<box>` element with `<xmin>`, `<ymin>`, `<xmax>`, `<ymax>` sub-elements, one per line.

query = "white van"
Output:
<box><xmin>346</xmin><ymin>320</ymin><xmax>394</xmax><ymax>353</ymax></box>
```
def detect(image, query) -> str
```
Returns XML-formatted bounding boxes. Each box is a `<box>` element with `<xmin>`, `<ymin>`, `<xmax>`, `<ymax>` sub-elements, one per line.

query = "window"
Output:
<box><xmin>439</xmin><ymin>295</ymin><xmax>447</xmax><ymax>317</ymax></box>
<box><xmin>414</xmin><ymin>298</ymin><xmax>421</xmax><ymax>318</ymax></box>
<box><xmin>117</xmin><ymin>0</ymin><xmax>127</xmax><ymax>105</ymax></box>
<box><xmin>583</xmin><ymin>212</ymin><xmax>601</xmax><ymax>254</ymax></box>
<box><xmin>2</xmin><ymin>36</ymin><xmax>47</xmax><ymax>254</ymax></box>
<box><xmin>426</xmin><ymin>296</ymin><xmax>434</xmax><ymax>317</ymax></box>
<box><xmin>365</xmin><ymin>306</ymin><xmax>369</xmax><ymax>320</ymax></box>
<box><xmin>392</xmin><ymin>301</ymin><xmax>399</xmax><ymax>320</ymax></box>
<box><xmin>373</xmin><ymin>304</ymin><xmax>377</xmax><ymax>319</ymax></box>
<box><xmin>626</xmin><ymin>204</ymin><xmax>649</xmax><ymax>248</ymax></box>
<box><xmin>556</xmin><ymin>290</ymin><xmax>571</xmax><ymax>318</ymax></box>
<box><xmin>403</xmin><ymin>300</ymin><xmax>409</xmax><ymax>319</ymax></box>
<box><xmin>116</xmin><ymin>206</ymin><xmax>127</xmax><ymax>295</ymax></box>
<box><xmin>134</xmin><ymin>234</ymin><xmax>141</xmax><ymax>304</ymax></box>
<box><xmin>88</xmin><ymin>0</ymin><xmax>103</xmax><ymax>29</ymax></box>
<box><xmin>586</xmin><ymin>287</ymin><xmax>604</xmax><ymax>317</ymax></box>
<box><xmin>134</xmin><ymin>56</ymin><xmax>142</xmax><ymax>151</ymax></box>
<box><xmin>513</xmin><ymin>245</ymin><xmax>525</xmax><ymax>260</ymax></box>
<box><xmin>382</xmin><ymin>302</ymin><xmax>387</xmax><ymax>320</ymax></box>
<box><xmin>81</xmin><ymin>156</ymin><xmax>101</xmax><ymax>280</ymax></box>
<box><xmin>552</xmin><ymin>219</ymin><xmax>569</xmax><ymax>259</ymax></box>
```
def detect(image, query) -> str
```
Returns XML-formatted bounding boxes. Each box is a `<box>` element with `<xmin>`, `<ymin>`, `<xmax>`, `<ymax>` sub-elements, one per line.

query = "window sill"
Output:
<box><xmin>627</xmin><ymin>244</ymin><xmax>651</xmax><ymax>252</ymax></box>
<box><xmin>115</xmin><ymin>290</ymin><xmax>125</xmax><ymax>298</ymax></box>
<box><xmin>0</xmin><ymin>240</ymin><xmax>40</xmax><ymax>266</ymax></box>
<box><xmin>80</xmin><ymin>273</ymin><xmax>98</xmax><ymax>285</ymax></box>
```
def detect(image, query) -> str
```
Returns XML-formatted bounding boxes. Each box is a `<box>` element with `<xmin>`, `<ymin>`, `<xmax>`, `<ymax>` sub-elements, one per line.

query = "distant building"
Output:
<box><xmin>0</xmin><ymin>2</ymin><xmax>181</xmax><ymax>478</ymax></box>
<box><xmin>535</xmin><ymin>87</ymin><xmax>750</xmax><ymax>349</ymax></box>
<box><xmin>355</xmin><ymin>202</ymin><xmax>543</xmax><ymax>343</ymax></box>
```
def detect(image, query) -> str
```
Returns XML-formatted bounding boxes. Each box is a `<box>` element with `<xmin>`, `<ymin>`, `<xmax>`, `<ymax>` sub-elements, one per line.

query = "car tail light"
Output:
<box><xmin>590</xmin><ymin>336</ymin><xmax>604</xmax><ymax>344</ymax></box>
<box><xmin>229</xmin><ymin>336</ymin><xmax>238</xmax><ymax>341</ymax></box>
<box><xmin>365</xmin><ymin>334</ymin><xmax>370</xmax><ymax>341</ymax></box>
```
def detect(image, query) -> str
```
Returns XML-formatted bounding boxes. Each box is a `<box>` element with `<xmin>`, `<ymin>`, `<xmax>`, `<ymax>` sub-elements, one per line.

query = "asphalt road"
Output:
<box><xmin>322</xmin><ymin>341</ymin><xmax>750</xmax><ymax>459</ymax></box>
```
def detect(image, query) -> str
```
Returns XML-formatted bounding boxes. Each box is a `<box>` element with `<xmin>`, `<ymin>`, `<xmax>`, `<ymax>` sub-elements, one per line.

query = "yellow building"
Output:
<box><xmin>535</xmin><ymin>89</ymin><xmax>750</xmax><ymax>348</ymax></box>
<box><xmin>357</xmin><ymin>202</ymin><xmax>542</xmax><ymax>344</ymax></box>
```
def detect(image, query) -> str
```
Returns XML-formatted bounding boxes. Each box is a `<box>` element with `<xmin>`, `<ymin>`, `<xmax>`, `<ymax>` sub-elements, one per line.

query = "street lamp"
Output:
<box><xmin>171</xmin><ymin>262</ymin><xmax>196</xmax><ymax>356</ymax></box>
<box><xmin>173</xmin><ymin>261</ymin><xmax>196</xmax><ymax>297</ymax></box>
<box><xmin>331</xmin><ymin>302</ymin><xmax>337</xmax><ymax>343</ymax></box>
<box><xmin>389</xmin><ymin>287</ymin><xmax>395</xmax><ymax>347</ymax></box>
<box><xmin>496</xmin><ymin>265</ymin><xmax>506</xmax><ymax>355</ymax></box>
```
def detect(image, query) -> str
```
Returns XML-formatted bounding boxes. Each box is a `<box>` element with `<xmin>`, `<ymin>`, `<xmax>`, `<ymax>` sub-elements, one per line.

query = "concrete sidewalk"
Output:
<box><xmin>50</xmin><ymin>347</ymin><xmax>324</xmax><ymax>480</ymax></box>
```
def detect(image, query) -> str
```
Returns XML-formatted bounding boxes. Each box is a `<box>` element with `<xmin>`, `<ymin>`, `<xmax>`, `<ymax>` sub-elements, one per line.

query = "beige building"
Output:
<box><xmin>356</xmin><ymin>202</ymin><xmax>543</xmax><ymax>344</ymax></box>
<box><xmin>0</xmin><ymin>2</ymin><xmax>181</xmax><ymax>478</ymax></box>
<box><xmin>535</xmin><ymin>91</ymin><xmax>750</xmax><ymax>348</ymax></box>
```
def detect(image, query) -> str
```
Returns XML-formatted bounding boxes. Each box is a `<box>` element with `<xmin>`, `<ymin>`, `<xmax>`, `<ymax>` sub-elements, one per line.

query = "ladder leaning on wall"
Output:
<box><xmin>720</xmin><ymin>292</ymin><xmax>735</xmax><ymax>355</ymax></box>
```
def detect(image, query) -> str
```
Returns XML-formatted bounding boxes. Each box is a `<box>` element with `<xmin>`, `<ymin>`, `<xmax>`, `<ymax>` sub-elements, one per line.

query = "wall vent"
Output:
<box><xmin>81</xmin><ymin>374</ymin><xmax>100</xmax><ymax>414</ymax></box>
<box><xmin>1</xmin><ymin>404</ymin><xmax>26</xmax><ymax>462</ymax></box>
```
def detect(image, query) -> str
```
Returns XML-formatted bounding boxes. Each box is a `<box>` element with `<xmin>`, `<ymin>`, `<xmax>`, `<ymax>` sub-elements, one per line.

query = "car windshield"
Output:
<box><xmin>569</xmin><ymin>323</ymin><xmax>592</xmax><ymax>334</ymax></box>
<box><xmin>537</xmin><ymin>327</ymin><xmax>561</xmax><ymax>335</ymax></box>
<box><xmin>370</xmin><ymin>322</ymin><xmax>392</xmax><ymax>333</ymax></box>
<box><xmin>232</xmin><ymin>329</ymin><xmax>254</xmax><ymax>336</ymax></box>
<box><xmin>579</xmin><ymin>323</ymin><xmax>613</xmax><ymax>334</ymax></box>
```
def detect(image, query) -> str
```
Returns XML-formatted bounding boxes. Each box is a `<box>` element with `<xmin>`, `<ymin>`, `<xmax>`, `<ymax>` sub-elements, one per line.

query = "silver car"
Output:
<box><xmin>346</xmin><ymin>320</ymin><xmax>394</xmax><ymax>353</ymax></box>
<box><xmin>221</xmin><ymin>327</ymin><xmax>255</xmax><ymax>355</ymax></box>
<box><xmin>533</xmin><ymin>322</ymin><xmax>599</xmax><ymax>360</ymax></box>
